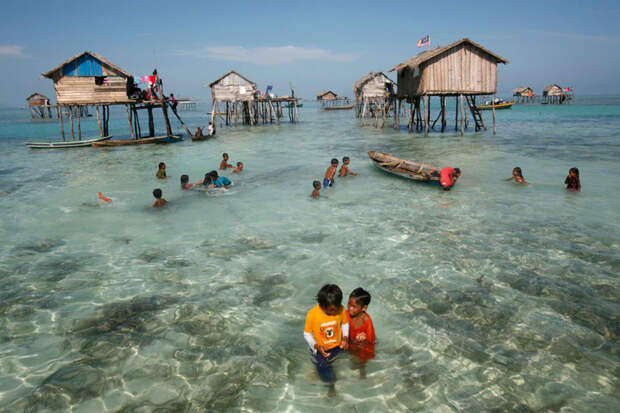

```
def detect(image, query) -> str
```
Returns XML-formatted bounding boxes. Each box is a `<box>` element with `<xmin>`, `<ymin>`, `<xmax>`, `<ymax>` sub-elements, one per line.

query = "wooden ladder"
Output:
<box><xmin>465</xmin><ymin>96</ymin><xmax>486</xmax><ymax>131</ymax></box>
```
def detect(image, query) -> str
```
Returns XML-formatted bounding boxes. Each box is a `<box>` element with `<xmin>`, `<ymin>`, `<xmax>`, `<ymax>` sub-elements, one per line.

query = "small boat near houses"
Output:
<box><xmin>191</xmin><ymin>133</ymin><xmax>216</xmax><ymax>142</ymax></box>
<box><xmin>368</xmin><ymin>151</ymin><xmax>441</xmax><ymax>182</ymax></box>
<box><xmin>477</xmin><ymin>99</ymin><xmax>514</xmax><ymax>110</ymax></box>
<box><xmin>26</xmin><ymin>135</ymin><xmax>113</xmax><ymax>149</ymax></box>
<box><xmin>92</xmin><ymin>135</ymin><xmax>182</xmax><ymax>147</ymax></box>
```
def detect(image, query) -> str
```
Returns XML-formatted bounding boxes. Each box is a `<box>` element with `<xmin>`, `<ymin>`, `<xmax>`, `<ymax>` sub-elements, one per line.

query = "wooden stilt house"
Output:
<box><xmin>41</xmin><ymin>51</ymin><xmax>186</xmax><ymax>144</ymax></box>
<box><xmin>389</xmin><ymin>38</ymin><xmax>508</xmax><ymax>135</ymax></box>
<box><xmin>26</xmin><ymin>93</ymin><xmax>52</xmax><ymax>119</ymax></box>
<box><xmin>513</xmin><ymin>87</ymin><xmax>536</xmax><ymax>104</ymax></box>
<box><xmin>353</xmin><ymin>72</ymin><xmax>396</xmax><ymax>127</ymax></box>
<box><xmin>542</xmin><ymin>84</ymin><xmax>566</xmax><ymax>104</ymax></box>
<box><xmin>208</xmin><ymin>70</ymin><xmax>298</xmax><ymax>126</ymax></box>
<box><xmin>317</xmin><ymin>90</ymin><xmax>338</xmax><ymax>101</ymax></box>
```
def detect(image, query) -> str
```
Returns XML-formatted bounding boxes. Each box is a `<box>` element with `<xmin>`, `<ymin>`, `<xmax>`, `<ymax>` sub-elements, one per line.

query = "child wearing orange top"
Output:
<box><xmin>304</xmin><ymin>284</ymin><xmax>349</xmax><ymax>386</ymax></box>
<box><xmin>346</xmin><ymin>288</ymin><xmax>375</xmax><ymax>368</ymax></box>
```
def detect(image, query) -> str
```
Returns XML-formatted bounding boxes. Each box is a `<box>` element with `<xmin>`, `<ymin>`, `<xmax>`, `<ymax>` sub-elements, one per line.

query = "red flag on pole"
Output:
<box><xmin>417</xmin><ymin>35</ymin><xmax>430</xmax><ymax>47</ymax></box>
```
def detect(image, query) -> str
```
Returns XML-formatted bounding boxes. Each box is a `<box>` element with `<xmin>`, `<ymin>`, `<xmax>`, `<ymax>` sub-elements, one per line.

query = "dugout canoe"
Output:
<box><xmin>323</xmin><ymin>104</ymin><xmax>354</xmax><ymax>110</ymax></box>
<box><xmin>477</xmin><ymin>101</ymin><xmax>514</xmax><ymax>110</ymax></box>
<box><xmin>368</xmin><ymin>151</ymin><xmax>440</xmax><ymax>182</ymax></box>
<box><xmin>26</xmin><ymin>136</ymin><xmax>112</xmax><ymax>149</ymax></box>
<box><xmin>92</xmin><ymin>135</ymin><xmax>182</xmax><ymax>147</ymax></box>
<box><xmin>191</xmin><ymin>133</ymin><xmax>216</xmax><ymax>142</ymax></box>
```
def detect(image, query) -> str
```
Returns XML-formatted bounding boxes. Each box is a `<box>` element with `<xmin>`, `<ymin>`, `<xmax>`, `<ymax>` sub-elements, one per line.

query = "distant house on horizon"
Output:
<box><xmin>353</xmin><ymin>72</ymin><xmax>395</xmax><ymax>126</ymax></box>
<box><xmin>316</xmin><ymin>90</ymin><xmax>338</xmax><ymax>101</ymax></box>
<box><xmin>542</xmin><ymin>84</ymin><xmax>568</xmax><ymax>104</ymax></box>
<box><xmin>26</xmin><ymin>92</ymin><xmax>52</xmax><ymax>119</ymax></box>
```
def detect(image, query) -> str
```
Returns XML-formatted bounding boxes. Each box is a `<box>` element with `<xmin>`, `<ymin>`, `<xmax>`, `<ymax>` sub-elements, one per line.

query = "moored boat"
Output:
<box><xmin>368</xmin><ymin>150</ymin><xmax>441</xmax><ymax>182</ymax></box>
<box><xmin>92</xmin><ymin>135</ymin><xmax>182</xmax><ymax>147</ymax></box>
<box><xmin>324</xmin><ymin>104</ymin><xmax>354</xmax><ymax>110</ymax></box>
<box><xmin>191</xmin><ymin>133</ymin><xmax>216</xmax><ymax>142</ymax></box>
<box><xmin>26</xmin><ymin>135</ymin><xmax>113</xmax><ymax>149</ymax></box>
<box><xmin>477</xmin><ymin>100</ymin><xmax>514</xmax><ymax>110</ymax></box>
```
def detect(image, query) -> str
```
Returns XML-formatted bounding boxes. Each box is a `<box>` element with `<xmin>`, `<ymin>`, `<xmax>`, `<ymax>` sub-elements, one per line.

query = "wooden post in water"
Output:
<box><xmin>424</xmin><ymin>96</ymin><xmax>429</xmax><ymax>136</ymax></box>
<box><xmin>77</xmin><ymin>106</ymin><xmax>82</xmax><ymax>140</ymax></box>
<box><xmin>455</xmin><ymin>96</ymin><xmax>459</xmax><ymax>131</ymax></box>
<box><xmin>125</xmin><ymin>105</ymin><xmax>134</xmax><ymax>139</ymax></box>
<box><xmin>492</xmin><ymin>94</ymin><xmax>496</xmax><ymax>135</ymax></box>
<box><xmin>69</xmin><ymin>106</ymin><xmax>75</xmax><ymax>141</ymax></box>
<box><xmin>441</xmin><ymin>96</ymin><xmax>446</xmax><ymax>132</ymax></box>
<box><xmin>96</xmin><ymin>106</ymin><xmax>103</xmax><ymax>137</ymax></box>
<box><xmin>459</xmin><ymin>94</ymin><xmax>465</xmax><ymax>136</ymax></box>
<box><xmin>147</xmin><ymin>106</ymin><xmax>155</xmax><ymax>137</ymax></box>
<box><xmin>58</xmin><ymin>106</ymin><xmax>65</xmax><ymax>141</ymax></box>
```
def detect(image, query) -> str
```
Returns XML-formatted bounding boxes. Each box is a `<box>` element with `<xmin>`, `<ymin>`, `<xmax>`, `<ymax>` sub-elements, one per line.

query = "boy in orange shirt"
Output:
<box><xmin>304</xmin><ymin>284</ymin><xmax>349</xmax><ymax>386</ymax></box>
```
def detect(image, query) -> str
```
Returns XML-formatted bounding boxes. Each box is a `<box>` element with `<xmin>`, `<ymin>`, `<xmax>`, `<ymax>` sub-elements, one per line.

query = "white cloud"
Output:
<box><xmin>0</xmin><ymin>45</ymin><xmax>25</xmax><ymax>56</ymax></box>
<box><xmin>176</xmin><ymin>45</ymin><xmax>357</xmax><ymax>64</ymax></box>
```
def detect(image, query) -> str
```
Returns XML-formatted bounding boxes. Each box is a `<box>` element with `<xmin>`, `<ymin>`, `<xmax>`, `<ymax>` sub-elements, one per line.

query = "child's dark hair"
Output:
<box><xmin>317</xmin><ymin>284</ymin><xmax>343</xmax><ymax>308</ymax></box>
<box><xmin>569</xmin><ymin>167</ymin><xmax>579</xmax><ymax>177</ymax></box>
<box><xmin>350</xmin><ymin>288</ymin><xmax>371</xmax><ymax>307</ymax></box>
<box><xmin>153</xmin><ymin>188</ymin><xmax>162</xmax><ymax>198</ymax></box>
<box><xmin>223</xmin><ymin>153</ymin><xmax>228</xmax><ymax>158</ymax></box>
<box><xmin>313</xmin><ymin>180</ymin><xmax>321</xmax><ymax>189</ymax></box>
<box><xmin>343</xmin><ymin>156</ymin><xmax>350</xmax><ymax>162</ymax></box>
<box><xmin>158</xmin><ymin>162</ymin><xmax>165</xmax><ymax>169</ymax></box>
<box><xmin>513</xmin><ymin>167</ymin><xmax>524</xmax><ymax>178</ymax></box>
<box><xmin>454</xmin><ymin>168</ymin><xmax>461</xmax><ymax>175</ymax></box>
<box><xmin>331</xmin><ymin>158</ymin><xmax>338</xmax><ymax>165</ymax></box>
<box><xmin>181</xmin><ymin>174</ymin><xmax>189</xmax><ymax>184</ymax></box>
<box><xmin>209</xmin><ymin>170</ymin><xmax>219</xmax><ymax>179</ymax></box>
<box><xmin>237</xmin><ymin>162</ymin><xmax>243</xmax><ymax>167</ymax></box>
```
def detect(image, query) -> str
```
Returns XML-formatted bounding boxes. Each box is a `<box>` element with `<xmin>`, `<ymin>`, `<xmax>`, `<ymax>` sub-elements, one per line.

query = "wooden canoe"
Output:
<box><xmin>324</xmin><ymin>104</ymin><xmax>354</xmax><ymax>110</ymax></box>
<box><xmin>368</xmin><ymin>151</ymin><xmax>440</xmax><ymax>182</ymax></box>
<box><xmin>26</xmin><ymin>136</ymin><xmax>112</xmax><ymax>149</ymax></box>
<box><xmin>92</xmin><ymin>135</ymin><xmax>182</xmax><ymax>147</ymax></box>
<box><xmin>477</xmin><ymin>101</ymin><xmax>514</xmax><ymax>110</ymax></box>
<box><xmin>191</xmin><ymin>134</ymin><xmax>215</xmax><ymax>141</ymax></box>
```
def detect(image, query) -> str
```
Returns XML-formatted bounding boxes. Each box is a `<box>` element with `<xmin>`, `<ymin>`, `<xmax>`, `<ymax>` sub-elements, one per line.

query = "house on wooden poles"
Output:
<box><xmin>353</xmin><ymin>72</ymin><xmax>396</xmax><ymax>127</ymax></box>
<box><xmin>316</xmin><ymin>90</ymin><xmax>352</xmax><ymax>110</ymax></box>
<box><xmin>208</xmin><ymin>70</ymin><xmax>298</xmax><ymax>127</ymax></box>
<box><xmin>389</xmin><ymin>38</ymin><xmax>508</xmax><ymax>135</ymax></box>
<box><xmin>42</xmin><ymin>51</ymin><xmax>187</xmax><ymax>143</ymax></box>
<box><xmin>317</xmin><ymin>90</ymin><xmax>338</xmax><ymax>101</ymax></box>
<box><xmin>26</xmin><ymin>93</ymin><xmax>52</xmax><ymax>119</ymax></box>
<box><xmin>513</xmin><ymin>87</ymin><xmax>536</xmax><ymax>104</ymax></box>
<box><xmin>542</xmin><ymin>84</ymin><xmax>570</xmax><ymax>104</ymax></box>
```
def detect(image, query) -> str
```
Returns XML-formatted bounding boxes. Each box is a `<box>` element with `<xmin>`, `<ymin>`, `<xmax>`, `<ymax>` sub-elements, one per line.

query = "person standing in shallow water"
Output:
<box><xmin>565</xmin><ymin>167</ymin><xmax>581</xmax><ymax>191</ymax></box>
<box><xmin>506</xmin><ymin>167</ymin><xmax>528</xmax><ymax>184</ymax></box>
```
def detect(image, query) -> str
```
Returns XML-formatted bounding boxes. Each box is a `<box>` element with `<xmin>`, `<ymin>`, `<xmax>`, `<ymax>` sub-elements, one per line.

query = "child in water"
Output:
<box><xmin>205</xmin><ymin>170</ymin><xmax>232</xmax><ymax>189</ymax></box>
<box><xmin>312</xmin><ymin>180</ymin><xmax>321</xmax><ymax>198</ymax></box>
<box><xmin>232</xmin><ymin>162</ymin><xmax>244</xmax><ymax>173</ymax></box>
<box><xmin>152</xmin><ymin>188</ymin><xmax>167</xmax><ymax>207</ymax></box>
<box><xmin>180</xmin><ymin>175</ymin><xmax>194</xmax><ymax>190</ymax></box>
<box><xmin>440</xmin><ymin>167</ymin><xmax>461</xmax><ymax>191</ymax></box>
<box><xmin>565</xmin><ymin>167</ymin><xmax>581</xmax><ymax>191</ymax></box>
<box><xmin>220</xmin><ymin>153</ymin><xmax>233</xmax><ymax>170</ymax></box>
<box><xmin>303</xmin><ymin>284</ymin><xmax>349</xmax><ymax>391</ymax></box>
<box><xmin>506</xmin><ymin>167</ymin><xmax>528</xmax><ymax>184</ymax></box>
<box><xmin>156</xmin><ymin>162</ymin><xmax>168</xmax><ymax>179</ymax></box>
<box><xmin>339</xmin><ymin>156</ymin><xmax>359</xmax><ymax>177</ymax></box>
<box><xmin>346</xmin><ymin>288</ymin><xmax>375</xmax><ymax>377</ymax></box>
<box><xmin>324</xmin><ymin>158</ymin><xmax>338</xmax><ymax>187</ymax></box>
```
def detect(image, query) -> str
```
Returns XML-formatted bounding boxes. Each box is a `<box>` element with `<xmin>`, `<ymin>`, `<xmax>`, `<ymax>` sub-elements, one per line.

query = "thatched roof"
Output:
<box><xmin>353</xmin><ymin>72</ymin><xmax>394</xmax><ymax>92</ymax></box>
<box><xmin>26</xmin><ymin>92</ymin><xmax>50</xmax><ymax>101</ymax></box>
<box><xmin>389</xmin><ymin>38</ymin><xmax>509</xmax><ymax>73</ymax></box>
<box><xmin>316</xmin><ymin>90</ymin><xmax>338</xmax><ymax>99</ymax></box>
<box><xmin>543</xmin><ymin>84</ymin><xmax>562</xmax><ymax>93</ymax></box>
<box><xmin>208</xmin><ymin>70</ymin><xmax>255</xmax><ymax>88</ymax></box>
<box><xmin>43</xmin><ymin>51</ymin><xmax>132</xmax><ymax>79</ymax></box>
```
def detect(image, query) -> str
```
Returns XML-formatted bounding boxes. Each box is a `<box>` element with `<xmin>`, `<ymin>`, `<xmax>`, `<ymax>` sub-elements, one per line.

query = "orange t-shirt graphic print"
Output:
<box><xmin>304</xmin><ymin>304</ymin><xmax>346</xmax><ymax>350</ymax></box>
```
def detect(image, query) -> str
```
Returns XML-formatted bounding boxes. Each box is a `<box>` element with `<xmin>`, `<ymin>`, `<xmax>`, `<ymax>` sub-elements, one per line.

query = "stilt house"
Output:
<box><xmin>26</xmin><ymin>93</ymin><xmax>52</xmax><ymax>119</ymax></box>
<box><xmin>389</xmin><ymin>38</ymin><xmax>508</xmax><ymax>134</ymax></box>
<box><xmin>41</xmin><ymin>51</ymin><xmax>183</xmax><ymax>143</ymax></box>
<box><xmin>316</xmin><ymin>90</ymin><xmax>338</xmax><ymax>101</ymax></box>
<box><xmin>208</xmin><ymin>70</ymin><xmax>298</xmax><ymax>126</ymax></box>
<box><xmin>513</xmin><ymin>87</ymin><xmax>535</xmax><ymax>103</ymax></box>
<box><xmin>353</xmin><ymin>72</ymin><xmax>396</xmax><ymax>127</ymax></box>
<box><xmin>542</xmin><ymin>84</ymin><xmax>566</xmax><ymax>104</ymax></box>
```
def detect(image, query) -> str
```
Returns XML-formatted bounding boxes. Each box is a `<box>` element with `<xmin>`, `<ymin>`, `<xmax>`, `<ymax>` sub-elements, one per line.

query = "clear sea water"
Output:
<box><xmin>0</xmin><ymin>97</ymin><xmax>618</xmax><ymax>412</ymax></box>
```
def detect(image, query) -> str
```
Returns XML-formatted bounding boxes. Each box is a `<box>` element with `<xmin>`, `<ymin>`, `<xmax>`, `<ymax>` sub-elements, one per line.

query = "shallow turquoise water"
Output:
<box><xmin>0</xmin><ymin>98</ymin><xmax>618</xmax><ymax>411</ymax></box>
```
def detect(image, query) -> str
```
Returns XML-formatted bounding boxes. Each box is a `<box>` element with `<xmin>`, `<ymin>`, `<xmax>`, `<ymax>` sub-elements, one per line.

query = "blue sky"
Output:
<box><xmin>1</xmin><ymin>0</ymin><xmax>619</xmax><ymax>105</ymax></box>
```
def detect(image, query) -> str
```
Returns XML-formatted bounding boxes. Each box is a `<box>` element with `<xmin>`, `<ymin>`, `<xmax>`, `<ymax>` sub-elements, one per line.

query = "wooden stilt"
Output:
<box><xmin>455</xmin><ymin>96</ymin><xmax>459</xmax><ymax>131</ymax></box>
<box><xmin>77</xmin><ymin>106</ymin><xmax>82</xmax><ymax>140</ymax></box>
<box><xmin>96</xmin><ymin>106</ymin><xmax>103</xmax><ymax>137</ymax></box>
<box><xmin>147</xmin><ymin>106</ymin><xmax>155</xmax><ymax>137</ymax></box>
<box><xmin>126</xmin><ymin>105</ymin><xmax>134</xmax><ymax>139</ymax></box>
<box><xmin>441</xmin><ymin>96</ymin><xmax>446</xmax><ymax>132</ymax></box>
<box><xmin>492</xmin><ymin>94</ymin><xmax>496</xmax><ymax>135</ymax></box>
<box><xmin>58</xmin><ymin>106</ymin><xmax>65</xmax><ymax>141</ymax></box>
<box><xmin>424</xmin><ymin>96</ymin><xmax>429</xmax><ymax>135</ymax></box>
<box><xmin>211</xmin><ymin>99</ymin><xmax>216</xmax><ymax>125</ymax></box>
<box><xmin>459</xmin><ymin>94</ymin><xmax>465</xmax><ymax>136</ymax></box>
<box><xmin>69</xmin><ymin>106</ymin><xmax>75</xmax><ymax>141</ymax></box>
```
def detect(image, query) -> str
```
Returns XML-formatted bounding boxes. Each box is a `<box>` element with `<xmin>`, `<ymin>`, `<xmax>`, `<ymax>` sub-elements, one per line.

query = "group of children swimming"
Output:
<box><xmin>152</xmin><ymin>153</ymin><xmax>244</xmax><ymax>207</ymax></box>
<box><xmin>506</xmin><ymin>166</ymin><xmax>581</xmax><ymax>191</ymax></box>
<box><xmin>312</xmin><ymin>156</ymin><xmax>359</xmax><ymax>198</ymax></box>
<box><xmin>304</xmin><ymin>284</ymin><xmax>375</xmax><ymax>394</ymax></box>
